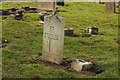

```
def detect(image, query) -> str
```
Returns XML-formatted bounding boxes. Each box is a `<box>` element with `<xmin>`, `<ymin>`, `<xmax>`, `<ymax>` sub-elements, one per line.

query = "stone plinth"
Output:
<box><xmin>87</xmin><ymin>26</ymin><xmax>98</xmax><ymax>34</ymax></box>
<box><xmin>64</xmin><ymin>28</ymin><xmax>74</xmax><ymax>36</ymax></box>
<box><xmin>42</xmin><ymin>15</ymin><xmax>64</xmax><ymax>64</ymax></box>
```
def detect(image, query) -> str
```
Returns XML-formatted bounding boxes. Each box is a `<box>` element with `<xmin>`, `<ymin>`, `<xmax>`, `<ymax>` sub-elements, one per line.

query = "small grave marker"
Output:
<box><xmin>42</xmin><ymin>15</ymin><xmax>64</xmax><ymax>64</ymax></box>
<box><xmin>64</xmin><ymin>28</ymin><xmax>74</xmax><ymax>36</ymax></box>
<box><xmin>87</xmin><ymin>26</ymin><xmax>98</xmax><ymax>34</ymax></box>
<box><xmin>105</xmin><ymin>1</ymin><xmax>115</xmax><ymax>13</ymax></box>
<box><xmin>57</xmin><ymin>0</ymin><xmax>64</xmax><ymax>6</ymax></box>
<box><xmin>9</xmin><ymin>14</ymin><xmax>15</xmax><ymax>20</ymax></box>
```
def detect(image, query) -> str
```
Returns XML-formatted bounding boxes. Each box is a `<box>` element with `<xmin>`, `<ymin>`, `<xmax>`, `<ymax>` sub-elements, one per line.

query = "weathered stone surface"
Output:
<box><xmin>42</xmin><ymin>15</ymin><xmax>64</xmax><ymax>64</ymax></box>
<box><xmin>71</xmin><ymin>59</ymin><xmax>92</xmax><ymax>72</ymax></box>
<box><xmin>87</xmin><ymin>26</ymin><xmax>98</xmax><ymax>34</ymax></box>
<box><xmin>105</xmin><ymin>1</ymin><xmax>115</xmax><ymax>13</ymax></box>
<box><xmin>64</xmin><ymin>28</ymin><xmax>74</xmax><ymax>36</ymax></box>
<box><xmin>37</xmin><ymin>1</ymin><xmax>55</xmax><ymax>11</ymax></box>
<box><xmin>9</xmin><ymin>14</ymin><xmax>15</xmax><ymax>20</ymax></box>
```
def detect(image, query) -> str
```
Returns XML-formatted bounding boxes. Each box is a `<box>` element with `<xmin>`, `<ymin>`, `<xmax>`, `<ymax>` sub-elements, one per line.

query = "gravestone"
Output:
<box><xmin>105</xmin><ymin>1</ymin><xmax>115</xmax><ymax>13</ymax></box>
<box><xmin>57</xmin><ymin>0</ymin><xmax>64</xmax><ymax>6</ymax></box>
<box><xmin>9</xmin><ymin>14</ymin><xmax>15</xmax><ymax>20</ymax></box>
<box><xmin>42</xmin><ymin>15</ymin><xmax>64</xmax><ymax>64</ymax></box>
<box><xmin>87</xmin><ymin>26</ymin><xmax>98</xmax><ymax>34</ymax></box>
<box><xmin>64</xmin><ymin>28</ymin><xmax>74</xmax><ymax>36</ymax></box>
<box><xmin>37</xmin><ymin>1</ymin><xmax>55</xmax><ymax>11</ymax></box>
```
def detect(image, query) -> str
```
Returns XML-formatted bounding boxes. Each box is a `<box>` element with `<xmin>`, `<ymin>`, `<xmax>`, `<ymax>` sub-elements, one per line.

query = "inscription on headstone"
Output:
<box><xmin>42</xmin><ymin>15</ymin><xmax>64</xmax><ymax>64</ymax></box>
<box><xmin>105</xmin><ymin>1</ymin><xmax>115</xmax><ymax>13</ymax></box>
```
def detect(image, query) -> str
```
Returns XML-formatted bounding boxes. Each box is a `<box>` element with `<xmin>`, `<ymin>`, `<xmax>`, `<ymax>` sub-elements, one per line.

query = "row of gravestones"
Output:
<box><xmin>37</xmin><ymin>1</ymin><xmax>120</xmax><ymax>13</ymax></box>
<box><xmin>0</xmin><ymin>6</ymin><xmax>37</xmax><ymax>15</ymax></box>
<box><xmin>1</xmin><ymin>1</ymin><xmax>119</xmax><ymax>15</ymax></box>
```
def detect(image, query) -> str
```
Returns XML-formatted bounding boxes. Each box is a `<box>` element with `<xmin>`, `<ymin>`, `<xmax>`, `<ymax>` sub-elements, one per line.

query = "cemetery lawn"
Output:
<box><xmin>1</xmin><ymin>2</ymin><xmax>119</xmax><ymax>78</ymax></box>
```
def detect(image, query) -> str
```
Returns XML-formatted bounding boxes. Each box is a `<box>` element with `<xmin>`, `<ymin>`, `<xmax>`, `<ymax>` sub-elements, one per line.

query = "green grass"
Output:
<box><xmin>1</xmin><ymin>2</ymin><xmax>119</xmax><ymax>78</ymax></box>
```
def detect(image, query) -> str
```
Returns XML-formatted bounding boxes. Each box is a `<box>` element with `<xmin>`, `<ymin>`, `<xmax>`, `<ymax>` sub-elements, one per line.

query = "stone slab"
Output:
<box><xmin>105</xmin><ymin>2</ymin><xmax>115</xmax><ymax>13</ymax></box>
<box><xmin>42</xmin><ymin>15</ymin><xmax>64</xmax><ymax>64</ymax></box>
<box><xmin>37</xmin><ymin>1</ymin><xmax>55</xmax><ymax>11</ymax></box>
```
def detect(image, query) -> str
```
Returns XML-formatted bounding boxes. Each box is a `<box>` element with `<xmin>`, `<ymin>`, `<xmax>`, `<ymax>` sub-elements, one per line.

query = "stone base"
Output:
<box><xmin>64</xmin><ymin>28</ymin><xmax>74</xmax><ymax>36</ymax></box>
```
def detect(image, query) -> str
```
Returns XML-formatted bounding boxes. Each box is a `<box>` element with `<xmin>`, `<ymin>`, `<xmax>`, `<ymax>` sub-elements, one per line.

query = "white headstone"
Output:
<box><xmin>42</xmin><ymin>15</ymin><xmax>64</xmax><ymax>64</ymax></box>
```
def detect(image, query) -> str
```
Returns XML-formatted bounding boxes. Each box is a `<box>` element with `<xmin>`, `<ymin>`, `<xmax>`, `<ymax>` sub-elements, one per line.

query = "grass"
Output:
<box><xmin>1</xmin><ymin>2</ymin><xmax>119</xmax><ymax>78</ymax></box>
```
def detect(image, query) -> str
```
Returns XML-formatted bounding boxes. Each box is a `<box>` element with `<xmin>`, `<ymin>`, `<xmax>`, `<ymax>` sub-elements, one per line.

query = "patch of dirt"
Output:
<box><xmin>33</xmin><ymin>60</ymin><xmax>105</xmax><ymax>76</ymax></box>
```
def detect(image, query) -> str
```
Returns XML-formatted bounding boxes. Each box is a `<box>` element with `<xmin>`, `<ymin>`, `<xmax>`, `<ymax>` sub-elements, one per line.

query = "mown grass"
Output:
<box><xmin>1</xmin><ymin>2</ymin><xmax>119</xmax><ymax>78</ymax></box>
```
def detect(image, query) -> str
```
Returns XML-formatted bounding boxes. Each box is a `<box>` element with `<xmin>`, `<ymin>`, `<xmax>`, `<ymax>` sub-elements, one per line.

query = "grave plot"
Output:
<box><xmin>32</xmin><ymin>58</ymin><xmax>105</xmax><ymax>76</ymax></box>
